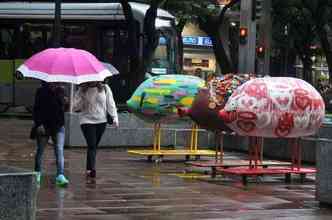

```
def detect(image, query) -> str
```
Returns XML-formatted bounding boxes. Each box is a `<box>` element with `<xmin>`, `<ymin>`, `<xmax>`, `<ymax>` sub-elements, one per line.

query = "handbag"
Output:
<box><xmin>29</xmin><ymin>125</ymin><xmax>47</xmax><ymax>139</ymax></box>
<box><xmin>104</xmin><ymin>86</ymin><xmax>114</xmax><ymax>125</ymax></box>
<box><xmin>107</xmin><ymin>113</ymin><xmax>114</xmax><ymax>125</ymax></box>
<box><xmin>29</xmin><ymin>126</ymin><xmax>37</xmax><ymax>140</ymax></box>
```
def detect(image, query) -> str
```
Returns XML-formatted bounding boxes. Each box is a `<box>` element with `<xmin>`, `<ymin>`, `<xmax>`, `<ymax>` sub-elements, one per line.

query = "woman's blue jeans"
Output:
<box><xmin>34</xmin><ymin>126</ymin><xmax>65</xmax><ymax>176</ymax></box>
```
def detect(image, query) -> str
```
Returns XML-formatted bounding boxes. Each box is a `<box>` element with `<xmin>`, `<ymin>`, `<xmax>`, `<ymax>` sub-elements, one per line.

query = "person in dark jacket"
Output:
<box><xmin>32</xmin><ymin>82</ymin><xmax>69</xmax><ymax>187</ymax></box>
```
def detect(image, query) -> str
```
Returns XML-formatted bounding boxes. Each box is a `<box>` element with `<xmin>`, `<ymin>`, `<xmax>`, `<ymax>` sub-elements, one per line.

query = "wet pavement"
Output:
<box><xmin>1</xmin><ymin>118</ymin><xmax>332</xmax><ymax>220</ymax></box>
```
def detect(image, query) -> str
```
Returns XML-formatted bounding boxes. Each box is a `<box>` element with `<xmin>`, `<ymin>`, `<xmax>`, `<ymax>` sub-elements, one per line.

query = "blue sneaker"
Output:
<box><xmin>56</xmin><ymin>174</ymin><xmax>69</xmax><ymax>187</ymax></box>
<box><xmin>36</xmin><ymin>172</ymin><xmax>41</xmax><ymax>184</ymax></box>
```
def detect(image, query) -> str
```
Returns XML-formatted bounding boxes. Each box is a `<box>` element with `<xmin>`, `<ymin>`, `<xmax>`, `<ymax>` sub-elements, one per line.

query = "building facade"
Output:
<box><xmin>182</xmin><ymin>23</ymin><xmax>217</xmax><ymax>79</ymax></box>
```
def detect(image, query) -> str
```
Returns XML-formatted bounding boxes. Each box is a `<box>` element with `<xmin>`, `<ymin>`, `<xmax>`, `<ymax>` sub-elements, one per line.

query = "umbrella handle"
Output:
<box><xmin>69</xmin><ymin>84</ymin><xmax>76</xmax><ymax>113</ymax></box>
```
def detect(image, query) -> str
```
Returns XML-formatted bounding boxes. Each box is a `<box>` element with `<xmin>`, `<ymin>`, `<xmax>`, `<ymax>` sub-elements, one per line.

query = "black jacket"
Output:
<box><xmin>33</xmin><ymin>84</ymin><xmax>65</xmax><ymax>135</ymax></box>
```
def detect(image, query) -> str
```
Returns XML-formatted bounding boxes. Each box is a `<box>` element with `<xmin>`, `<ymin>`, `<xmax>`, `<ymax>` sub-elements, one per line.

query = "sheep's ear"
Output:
<box><xmin>176</xmin><ymin>107</ymin><xmax>190</xmax><ymax>117</ymax></box>
<box><xmin>145</xmin><ymin>72</ymin><xmax>153</xmax><ymax>79</ymax></box>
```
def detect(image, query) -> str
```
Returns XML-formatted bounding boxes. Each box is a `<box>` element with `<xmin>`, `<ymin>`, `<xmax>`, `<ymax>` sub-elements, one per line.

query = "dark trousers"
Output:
<box><xmin>81</xmin><ymin>123</ymin><xmax>106</xmax><ymax>171</ymax></box>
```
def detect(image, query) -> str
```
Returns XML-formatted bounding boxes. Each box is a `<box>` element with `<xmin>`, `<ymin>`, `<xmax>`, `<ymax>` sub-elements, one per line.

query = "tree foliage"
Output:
<box><xmin>128</xmin><ymin>0</ymin><xmax>332</xmax><ymax>84</ymax></box>
<box><xmin>161</xmin><ymin>0</ymin><xmax>208</xmax><ymax>71</ymax></box>
<box><xmin>162</xmin><ymin>0</ymin><xmax>240</xmax><ymax>74</ymax></box>
<box><xmin>135</xmin><ymin>0</ymin><xmax>240</xmax><ymax>74</ymax></box>
<box><xmin>193</xmin><ymin>1</ymin><xmax>234</xmax><ymax>74</ymax></box>
<box><xmin>120</xmin><ymin>0</ymin><xmax>164</xmax><ymax>91</ymax></box>
<box><xmin>272</xmin><ymin>0</ymin><xmax>332</xmax><ymax>83</ymax></box>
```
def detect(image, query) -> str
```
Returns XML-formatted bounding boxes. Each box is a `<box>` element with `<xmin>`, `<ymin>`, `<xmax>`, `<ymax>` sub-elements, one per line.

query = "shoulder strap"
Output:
<box><xmin>104</xmin><ymin>84</ymin><xmax>109</xmax><ymax>111</ymax></box>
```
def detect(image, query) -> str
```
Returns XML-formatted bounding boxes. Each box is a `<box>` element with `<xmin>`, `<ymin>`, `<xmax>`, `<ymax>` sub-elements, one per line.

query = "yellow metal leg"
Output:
<box><xmin>153</xmin><ymin>123</ymin><xmax>157</xmax><ymax>152</ymax></box>
<box><xmin>190</xmin><ymin>123</ymin><xmax>194</xmax><ymax>151</ymax></box>
<box><xmin>189</xmin><ymin>123</ymin><xmax>199</xmax><ymax>152</ymax></box>
<box><xmin>194</xmin><ymin>124</ymin><xmax>198</xmax><ymax>152</ymax></box>
<box><xmin>157</xmin><ymin>123</ymin><xmax>161</xmax><ymax>151</ymax></box>
<box><xmin>152</xmin><ymin>123</ymin><xmax>162</xmax><ymax>152</ymax></box>
<box><xmin>215</xmin><ymin>132</ymin><xmax>224</xmax><ymax>163</ymax></box>
<box><xmin>128</xmin><ymin>122</ymin><xmax>215</xmax><ymax>159</ymax></box>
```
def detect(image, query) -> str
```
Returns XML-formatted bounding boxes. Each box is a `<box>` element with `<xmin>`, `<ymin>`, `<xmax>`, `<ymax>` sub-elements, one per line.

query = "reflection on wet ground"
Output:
<box><xmin>1</xmin><ymin>119</ymin><xmax>332</xmax><ymax>220</ymax></box>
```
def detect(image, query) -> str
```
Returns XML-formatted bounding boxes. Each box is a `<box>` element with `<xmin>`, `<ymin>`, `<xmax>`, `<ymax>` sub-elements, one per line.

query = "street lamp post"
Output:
<box><xmin>54</xmin><ymin>0</ymin><xmax>75</xmax><ymax>113</ymax></box>
<box><xmin>54</xmin><ymin>0</ymin><xmax>62</xmax><ymax>47</ymax></box>
<box><xmin>238</xmin><ymin>0</ymin><xmax>256</xmax><ymax>74</ymax></box>
<box><xmin>53</xmin><ymin>0</ymin><xmax>75</xmax><ymax>112</ymax></box>
<box><xmin>260</xmin><ymin>0</ymin><xmax>271</xmax><ymax>75</ymax></box>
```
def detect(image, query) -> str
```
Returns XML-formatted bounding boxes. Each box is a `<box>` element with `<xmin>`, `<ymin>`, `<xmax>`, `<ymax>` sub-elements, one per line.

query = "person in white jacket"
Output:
<box><xmin>74</xmin><ymin>81</ymin><xmax>118</xmax><ymax>178</ymax></box>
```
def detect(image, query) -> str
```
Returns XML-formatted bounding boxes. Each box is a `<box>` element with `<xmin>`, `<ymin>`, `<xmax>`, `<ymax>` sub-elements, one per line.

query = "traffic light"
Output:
<box><xmin>252</xmin><ymin>0</ymin><xmax>263</xmax><ymax>21</ymax></box>
<box><xmin>239</xmin><ymin>27</ymin><xmax>248</xmax><ymax>45</ymax></box>
<box><xmin>256</xmin><ymin>45</ymin><xmax>265</xmax><ymax>58</ymax></box>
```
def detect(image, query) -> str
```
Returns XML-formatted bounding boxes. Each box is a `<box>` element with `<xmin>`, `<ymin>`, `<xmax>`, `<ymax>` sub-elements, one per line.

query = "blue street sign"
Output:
<box><xmin>183</xmin><ymin>36</ymin><xmax>199</xmax><ymax>45</ymax></box>
<box><xmin>183</xmin><ymin>36</ymin><xmax>212</xmax><ymax>47</ymax></box>
<box><xmin>201</xmin><ymin>37</ymin><xmax>213</xmax><ymax>46</ymax></box>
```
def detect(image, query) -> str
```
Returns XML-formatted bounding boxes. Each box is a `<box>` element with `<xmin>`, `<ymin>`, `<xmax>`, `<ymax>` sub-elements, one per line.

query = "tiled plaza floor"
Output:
<box><xmin>1</xmin><ymin>118</ymin><xmax>332</xmax><ymax>220</ymax></box>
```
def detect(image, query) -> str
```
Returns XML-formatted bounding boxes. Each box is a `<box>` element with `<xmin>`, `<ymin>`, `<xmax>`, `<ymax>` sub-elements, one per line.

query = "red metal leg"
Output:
<box><xmin>214</xmin><ymin>137</ymin><xmax>315</xmax><ymax>184</ymax></box>
<box><xmin>290</xmin><ymin>138</ymin><xmax>301</xmax><ymax>170</ymax></box>
<box><xmin>249</xmin><ymin>137</ymin><xmax>254</xmax><ymax>168</ymax></box>
<box><xmin>215</xmin><ymin>132</ymin><xmax>224</xmax><ymax>163</ymax></box>
<box><xmin>248</xmin><ymin>137</ymin><xmax>262</xmax><ymax>169</ymax></box>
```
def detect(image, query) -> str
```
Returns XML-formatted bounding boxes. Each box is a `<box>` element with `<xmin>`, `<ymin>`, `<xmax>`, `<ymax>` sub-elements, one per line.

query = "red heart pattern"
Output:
<box><xmin>295</xmin><ymin>96</ymin><xmax>311</xmax><ymax>110</ymax></box>
<box><xmin>223</xmin><ymin>77</ymin><xmax>325</xmax><ymax>138</ymax></box>
<box><xmin>237</xmin><ymin>120</ymin><xmax>256</xmax><ymax>133</ymax></box>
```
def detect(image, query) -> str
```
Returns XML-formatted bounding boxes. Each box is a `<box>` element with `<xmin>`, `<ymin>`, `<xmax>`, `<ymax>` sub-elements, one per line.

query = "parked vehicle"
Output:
<box><xmin>0</xmin><ymin>1</ymin><xmax>179</xmax><ymax>110</ymax></box>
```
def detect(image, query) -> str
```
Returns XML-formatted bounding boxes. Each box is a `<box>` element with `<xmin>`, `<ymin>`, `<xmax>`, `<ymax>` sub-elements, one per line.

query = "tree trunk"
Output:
<box><xmin>176</xmin><ymin>31</ymin><xmax>184</xmax><ymax>72</ymax></box>
<box><xmin>120</xmin><ymin>0</ymin><xmax>141</xmax><ymax>94</ymax></box>
<box><xmin>301</xmin><ymin>57</ymin><xmax>313</xmax><ymax>83</ymax></box>
<box><xmin>286</xmin><ymin>47</ymin><xmax>297</xmax><ymax>77</ymax></box>
<box><xmin>120</xmin><ymin>0</ymin><xmax>160</xmax><ymax>90</ymax></box>
<box><xmin>229</xmin><ymin>25</ymin><xmax>239</xmax><ymax>71</ymax></box>
<box><xmin>175</xmin><ymin>19</ymin><xmax>187</xmax><ymax>73</ymax></box>
<box><xmin>143</xmin><ymin>1</ymin><xmax>159</xmax><ymax>79</ymax></box>
<box><xmin>210</xmin><ymin>30</ymin><xmax>233</xmax><ymax>74</ymax></box>
<box><xmin>198</xmin><ymin>18</ymin><xmax>233</xmax><ymax>74</ymax></box>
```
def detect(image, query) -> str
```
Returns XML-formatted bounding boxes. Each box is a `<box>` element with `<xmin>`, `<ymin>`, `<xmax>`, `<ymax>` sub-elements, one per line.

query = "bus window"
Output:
<box><xmin>0</xmin><ymin>27</ymin><xmax>15</xmax><ymax>59</ymax></box>
<box><xmin>17</xmin><ymin>23</ymin><xmax>53</xmax><ymax>58</ymax></box>
<box><xmin>149</xmin><ymin>36</ymin><xmax>171</xmax><ymax>75</ymax></box>
<box><xmin>16</xmin><ymin>23</ymin><xmax>97</xmax><ymax>57</ymax></box>
<box><xmin>0</xmin><ymin>27</ymin><xmax>15</xmax><ymax>84</ymax></box>
<box><xmin>63</xmin><ymin>24</ymin><xmax>97</xmax><ymax>54</ymax></box>
<box><xmin>101</xmin><ymin>29</ymin><xmax>129</xmax><ymax>73</ymax></box>
<box><xmin>102</xmin><ymin>30</ymin><xmax>115</xmax><ymax>63</ymax></box>
<box><xmin>149</xmin><ymin>35</ymin><xmax>176</xmax><ymax>74</ymax></box>
<box><xmin>102</xmin><ymin>28</ymin><xmax>131</xmax><ymax>103</ymax></box>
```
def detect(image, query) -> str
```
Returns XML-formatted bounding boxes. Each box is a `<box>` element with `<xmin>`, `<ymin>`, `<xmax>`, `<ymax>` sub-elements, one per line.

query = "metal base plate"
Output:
<box><xmin>187</xmin><ymin>160</ymin><xmax>292</xmax><ymax>168</ymax></box>
<box><xmin>215</xmin><ymin>167</ymin><xmax>316</xmax><ymax>185</ymax></box>
<box><xmin>216</xmin><ymin>167</ymin><xmax>316</xmax><ymax>175</ymax></box>
<box><xmin>127</xmin><ymin>149</ymin><xmax>215</xmax><ymax>156</ymax></box>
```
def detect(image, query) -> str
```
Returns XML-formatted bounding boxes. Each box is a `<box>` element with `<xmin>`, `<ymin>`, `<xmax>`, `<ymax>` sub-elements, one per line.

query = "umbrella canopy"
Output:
<box><xmin>102</xmin><ymin>62</ymin><xmax>120</xmax><ymax>76</ymax></box>
<box><xmin>17</xmin><ymin>48</ymin><xmax>118</xmax><ymax>84</ymax></box>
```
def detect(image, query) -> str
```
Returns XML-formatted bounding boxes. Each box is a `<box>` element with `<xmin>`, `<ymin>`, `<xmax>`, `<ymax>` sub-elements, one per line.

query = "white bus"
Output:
<box><xmin>0</xmin><ymin>1</ymin><xmax>179</xmax><ymax>110</ymax></box>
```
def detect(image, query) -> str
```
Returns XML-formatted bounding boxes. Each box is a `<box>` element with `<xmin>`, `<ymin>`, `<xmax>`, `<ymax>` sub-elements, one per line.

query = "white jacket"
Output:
<box><xmin>73</xmin><ymin>84</ymin><xmax>118</xmax><ymax>126</ymax></box>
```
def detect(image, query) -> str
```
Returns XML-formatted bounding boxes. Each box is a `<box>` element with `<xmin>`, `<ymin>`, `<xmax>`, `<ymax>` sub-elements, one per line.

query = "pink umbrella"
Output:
<box><xmin>17</xmin><ymin>48</ymin><xmax>118</xmax><ymax>84</ymax></box>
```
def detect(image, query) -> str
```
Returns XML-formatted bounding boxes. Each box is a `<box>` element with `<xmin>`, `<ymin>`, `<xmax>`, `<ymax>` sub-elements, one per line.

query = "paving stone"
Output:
<box><xmin>1</xmin><ymin>118</ymin><xmax>332</xmax><ymax>220</ymax></box>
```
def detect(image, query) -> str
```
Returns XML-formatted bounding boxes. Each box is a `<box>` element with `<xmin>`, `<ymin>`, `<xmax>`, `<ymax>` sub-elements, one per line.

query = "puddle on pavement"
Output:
<box><xmin>170</xmin><ymin>172</ymin><xmax>210</xmax><ymax>179</ymax></box>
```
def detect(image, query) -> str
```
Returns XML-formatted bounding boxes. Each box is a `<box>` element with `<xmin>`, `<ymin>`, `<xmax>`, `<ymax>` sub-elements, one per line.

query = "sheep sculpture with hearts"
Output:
<box><xmin>218</xmin><ymin>77</ymin><xmax>325</xmax><ymax>138</ymax></box>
